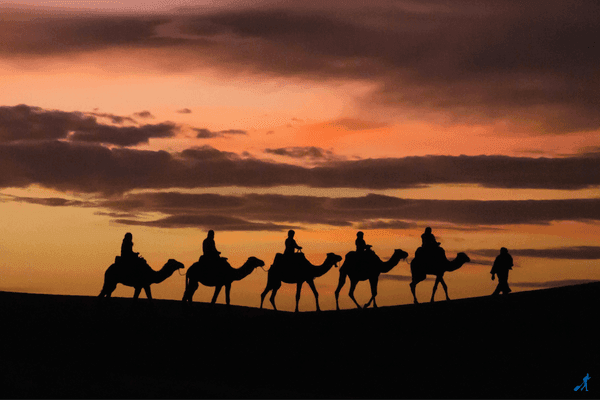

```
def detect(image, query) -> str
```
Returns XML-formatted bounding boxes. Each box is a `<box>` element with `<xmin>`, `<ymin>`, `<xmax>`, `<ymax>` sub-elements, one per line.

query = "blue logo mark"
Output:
<box><xmin>574</xmin><ymin>373</ymin><xmax>590</xmax><ymax>392</ymax></box>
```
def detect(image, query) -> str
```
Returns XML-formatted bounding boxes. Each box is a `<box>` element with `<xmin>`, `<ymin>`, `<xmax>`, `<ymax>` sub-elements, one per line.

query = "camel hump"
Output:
<box><xmin>416</xmin><ymin>246</ymin><xmax>445</xmax><ymax>261</ymax></box>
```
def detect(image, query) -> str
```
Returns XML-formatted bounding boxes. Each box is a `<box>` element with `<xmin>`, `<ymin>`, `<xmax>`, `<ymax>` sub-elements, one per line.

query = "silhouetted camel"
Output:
<box><xmin>335</xmin><ymin>249</ymin><xmax>409</xmax><ymax>310</ymax></box>
<box><xmin>260</xmin><ymin>252</ymin><xmax>342</xmax><ymax>312</ymax></box>
<box><xmin>409</xmin><ymin>247</ymin><xmax>470</xmax><ymax>303</ymax></box>
<box><xmin>182</xmin><ymin>256</ymin><xmax>265</xmax><ymax>305</ymax></box>
<box><xmin>98</xmin><ymin>258</ymin><xmax>184</xmax><ymax>300</ymax></box>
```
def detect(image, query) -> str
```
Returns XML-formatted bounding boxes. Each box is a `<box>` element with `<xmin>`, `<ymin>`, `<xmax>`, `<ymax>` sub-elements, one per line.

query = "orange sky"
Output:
<box><xmin>1</xmin><ymin>0</ymin><xmax>599</xmax><ymax>311</ymax></box>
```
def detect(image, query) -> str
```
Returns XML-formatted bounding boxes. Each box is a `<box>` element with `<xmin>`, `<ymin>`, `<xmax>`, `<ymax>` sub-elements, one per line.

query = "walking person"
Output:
<box><xmin>491</xmin><ymin>247</ymin><xmax>513</xmax><ymax>295</ymax></box>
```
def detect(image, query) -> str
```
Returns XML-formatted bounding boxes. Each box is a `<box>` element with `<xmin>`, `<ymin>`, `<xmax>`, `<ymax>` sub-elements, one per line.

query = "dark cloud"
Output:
<box><xmin>114</xmin><ymin>214</ymin><xmax>296</xmax><ymax>231</ymax></box>
<box><xmin>134</xmin><ymin>111</ymin><xmax>155</xmax><ymax>119</ymax></box>
<box><xmin>5</xmin><ymin>189</ymin><xmax>600</xmax><ymax>232</ymax></box>
<box><xmin>87</xmin><ymin>112</ymin><xmax>136</xmax><ymax>125</ymax></box>
<box><xmin>2</xmin><ymin>129</ymin><xmax>600</xmax><ymax>196</ymax></box>
<box><xmin>308</xmin><ymin>155</ymin><xmax>600</xmax><ymax>190</ymax></box>
<box><xmin>472</xmin><ymin>246</ymin><xmax>600</xmax><ymax>260</ymax></box>
<box><xmin>194</xmin><ymin>128</ymin><xmax>247</xmax><ymax>138</ymax></box>
<box><xmin>0</xmin><ymin>105</ymin><xmax>177</xmax><ymax>146</ymax></box>
<box><xmin>264</xmin><ymin>146</ymin><xmax>342</xmax><ymax>162</ymax></box>
<box><xmin>0</xmin><ymin>104</ymin><xmax>96</xmax><ymax>142</ymax></box>
<box><xmin>69</xmin><ymin>122</ymin><xmax>178</xmax><ymax>146</ymax></box>
<box><xmin>94</xmin><ymin>192</ymin><xmax>600</xmax><ymax>228</ymax></box>
<box><xmin>176</xmin><ymin>108</ymin><xmax>192</xmax><ymax>114</ymax></box>
<box><xmin>0</xmin><ymin>11</ymin><xmax>172</xmax><ymax>56</ymax></box>
<box><xmin>4</xmin><ymin>195</ymin><xmax>89</xmax><ymax>208</ymax></box>
<box><xmin>356</xmin><ymin>220</ymin><xmax>418</xmax><ymax>230</ymax></box>
<box><xmin>2</xmin><ymin>2</ymin><xmax>599</xmax><ymax>133</ymax></box>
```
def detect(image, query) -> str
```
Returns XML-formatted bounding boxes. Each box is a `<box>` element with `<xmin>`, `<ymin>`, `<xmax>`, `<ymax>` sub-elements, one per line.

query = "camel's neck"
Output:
<box><xmin>152</xmin><ymin>265</ymin><xmax>177</xmax><ymax>284</ymax></box>
<box><xmin>446</xmin><ymin>257</ymin><xmax>466</xmax><ymax>272</ymax></box>
<box><xmin>312</xmin><ymin>258</ymin><xmax>336</xmax><ymax>278</ymax></box>
<box><xmin>231</xmin><ymin>260</ymin><xmax>255</xmax><ymax>282</ymax></box>
<box><xmin>379</xmin><ymin>251</ymin><xmax>404</xmax><ymax>273</ymax></box>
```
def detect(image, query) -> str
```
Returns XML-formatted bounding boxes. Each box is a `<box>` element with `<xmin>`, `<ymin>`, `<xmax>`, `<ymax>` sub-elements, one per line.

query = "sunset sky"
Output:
<box><xmin>1</xmin><ymin>0</ymin><xmax>599</xmax><ymax>310</ymax></box>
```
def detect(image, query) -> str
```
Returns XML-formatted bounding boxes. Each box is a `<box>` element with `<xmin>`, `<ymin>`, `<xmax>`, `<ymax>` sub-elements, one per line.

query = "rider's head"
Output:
<box><xmin>124</xmin><ymin>232</ymin><xmax>132</xmax><ymax>241</ymax></box>
<box><xmin>425</xmin><ymin>227</ymin><xmax>432</xmax><ymax>233</ymax></box>
<box><xmin>357</xmin><ymin>231</ymin><xmax>364</xmax><ymax>237</ymax></box>
<box><xmin>500</xmin><ymin>247</ymin><xmax>508</xmax><ymax>254</ymax></box>
<box><xmin>207</xmin><ymin>230</ymin><xmax>214</xmax><ymax>238</ymax></box>
<box><xmin>288</xmin><ymin>229</ymin><xmax>295</xmax><ymax>238</ymax></box>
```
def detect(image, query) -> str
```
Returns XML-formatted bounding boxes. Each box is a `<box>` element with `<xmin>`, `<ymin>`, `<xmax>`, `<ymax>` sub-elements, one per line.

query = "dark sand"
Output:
<box><xmin>1</xmin><ymin>283</ymin><xmax>598</xmax><ymax>398</ymax></box>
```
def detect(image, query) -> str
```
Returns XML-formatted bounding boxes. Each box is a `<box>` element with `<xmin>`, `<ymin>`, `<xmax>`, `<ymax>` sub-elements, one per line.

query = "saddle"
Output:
<box><xmin>415</xmin><ymin>246</ymin><xmax>445</xmax><ymax>262</ymax></box>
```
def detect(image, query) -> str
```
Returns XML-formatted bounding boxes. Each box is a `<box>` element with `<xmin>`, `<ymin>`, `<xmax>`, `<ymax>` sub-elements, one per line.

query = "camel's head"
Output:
<box><xmin>394</xmin><ymin>249</ymin><xmax>409</xmax><ymax>261</ymax></box>
<box><xmin>327</xmin><ymin>252</ymin><xmax>343</xmax><ymax>268</ymax></box>
<box><xmin>457</xmin><ymin>252</ymin><xmax>471</xmax><ymax>264</ymax></box>
<box><xmin>248</xmin><ymin>256</ymin><xmax>266</xmax><ymax>269</ymax></box>
<box><xmin>165</xmin><ymin>259</ymin><xmax>185</xmax><ymax>272</ymax></box>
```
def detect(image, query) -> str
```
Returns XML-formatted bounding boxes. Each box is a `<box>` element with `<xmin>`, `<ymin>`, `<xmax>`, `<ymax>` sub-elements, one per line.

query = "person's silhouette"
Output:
<box><xmin>582</xmin><ymin>373</ymin><xmax>590</xmax><ymax>391</ymax></box>
<box><xmin>355</xmin><ymin>231</ymin><xmax>371</xmax><ymax>252</ymax></box>
<box><xmin>421</xmin><ymin>227</ymin><xmax>440</xmax><ymax>248</ymax></box>
<box><xmin>121</xmin><ymin>233</ymin><xmax>139</xmax><ymax>261</ymax></box>
<box><xmin>202</xmin><ymin>230</ymin><xmax>221</xmax><ymax>260</ymax></box>
<box><xmin>284</xmin><ymin>230</ymin><xmax>302</xmax><ymax>256</ymax></box>
<box><xmin>491</xmin><ymin>247</ymin><xmax>513</xmax><ymax>295</ymax></box>
<box><xmin>575</xmin><ymin>373</ymin><xmax>591</xmax><ymax>391</ymax></box>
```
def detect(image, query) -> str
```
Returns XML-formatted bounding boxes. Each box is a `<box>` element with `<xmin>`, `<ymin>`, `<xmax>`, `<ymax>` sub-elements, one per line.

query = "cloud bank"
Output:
<box><xmin>2</xmin><ymin>1</ymin><xmax>599</xmax><ymax>133</ymax></box>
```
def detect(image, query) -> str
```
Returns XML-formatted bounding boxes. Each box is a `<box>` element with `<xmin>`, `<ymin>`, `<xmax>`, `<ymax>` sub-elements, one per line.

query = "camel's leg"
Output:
<box><xmin>430</xmin><ymin>277</ymin><xmax>441</xmax><ymax>303</ymax></box>
<box><xmin>348</xmin><ymin>279</ymin><xmax>362</xmax><ymax>309</ymax></box>
<box><xmin>410</xmin><ymin>275</ymin><xmax>425</xmax><ymax>304</ymax></box>
<box><xmin>295</xmin><ymin>282</ymin><xmax>304</xmax><ymax>313</ymax></box>
<box><xmin>183</xmin><ymin>280</ymin><xmax>199</xmax><ymax>303</ymax></box>
<box><xmin>307</xmin><ymin>280</ymin><xmax>320</xmax><ymax>312</ymax></box>
<box><xmin>211</xmin><ymin>286</ymin><xmax>222</xmax><ymax>304</ymax></box>
<box><xmin>144</xmin><ymin>286</ymin><xmax>153</xmax><ymax>300</ymax></box>
<box><xmin>364</xmin><ymin>277</ymin><xmax>379</xmax><ymax>309</ymax></box>
<box><xmin>439</xmin><ymin>277</ymin><xmax>450</xmax><ymax>300</ymax></box>
<box><xmin>99</xmin><ymin>281</ymin><xmax>116</xmax><ymax>298</ymax></box>
<box><xmin>260</xmin><ymin>284</ymin><xmax>270</xmax><ymax>309</ymax></box>
<box><xmin>133</xmin><ymin>287</ymin><xmax>142</xmax><ymax>299</ymax></box>
<box><xmin>225</xmin><ymin>284</ymin><xmax>231</xmax><ymax>305</ymax></box>
<box><xmin>269</xmin><ymin>282</ymin><xmax>281</xmax><ymax>311</ymax></box>
<box><xmin>334</xmin><ymin>271</ymin><xmax>347</xmax><ymax>311</ymax></box>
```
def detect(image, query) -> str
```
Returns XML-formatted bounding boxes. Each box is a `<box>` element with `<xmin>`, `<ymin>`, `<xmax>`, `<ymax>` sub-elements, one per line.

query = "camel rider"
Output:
<box><xmin>202</xmin><ymin>230</ymin><xmax>221</xmax><ymax>261</ymax></box>
<box><xmin>355</xmin><ymin>231</ymin><xmax>372</xmax><ymax>252</ymax></box>
<box><xmin>120</xmin><ymin>232</ymin><xmax>140</xmax><ymax>265</ymax></box>
<box><xmin>421</xmin><ymin>227</ymin><xmax>440</xmax><ymax>249</ymax></box>
<box><xmin>284</xmin><ymin>230</ymin><xmax>302</xmax><ymax>256</ymax></box>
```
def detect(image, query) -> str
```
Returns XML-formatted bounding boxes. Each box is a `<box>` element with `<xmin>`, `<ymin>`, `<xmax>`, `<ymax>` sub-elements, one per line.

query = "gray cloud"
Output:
<box><xmin>355</xmin><ymin>220</ymin><xmax>418</xmax><ymax>230</ymax></box>
<box><xmin>264</xmin><ymin>146</ymin><xmax>343</xmax><ymax>162</ymax></box>
<box><xmin>176</xmin><ymin>108</ymin><xmax>192</xmax><ymax>114</ymax></box>
<box><xmin>6</xmin><ymin>190</ymin><xmax>600</xmax><ymax>233</ymax></box>
<box><xmin>2</xmin><ymin>134</ymin><xmax>600</xmax><ymax>195</ymax></box>
<box><xmin>134</xmin><ymin>111</ymin><xmax>155</xmax><ymax>119</ymax></box>
<box><xmin>87</xmin><ymin>112</ymin><xmax>137</xmax><ymax>125</ymax></box>
<box><xmin>194</xmin><ymin>128</ymin><xmax>247</xmax><ymax>138</ymax></box>
<box><xmin>95</xmin><ymin>192</ymin><xmax>600</xmax><ymax>228</ymax></box>
<box><xmin>2</xmin><ymin>2</ymin><xmax>599</xmax><ymax>133</ymax></box>
<box><xmin>114</xmin><ymin>214</ymin><xmax>297</xmax><ymax>231</ymax></box>
<box><xmin>0</xmin><ymin>105</ymin><xmax>178</xmax><ymax>146</ymax></box>
<box><xmin>69</xmin><ymin>122</ymin><xmax>178</xmax><ymax>146</ymax></box>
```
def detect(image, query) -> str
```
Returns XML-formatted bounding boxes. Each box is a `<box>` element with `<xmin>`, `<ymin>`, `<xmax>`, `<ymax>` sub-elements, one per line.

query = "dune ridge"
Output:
<box><xmin>1</xmin><ymin>282</ymin><xmax>598</xmax><ymax>398</ymax></box>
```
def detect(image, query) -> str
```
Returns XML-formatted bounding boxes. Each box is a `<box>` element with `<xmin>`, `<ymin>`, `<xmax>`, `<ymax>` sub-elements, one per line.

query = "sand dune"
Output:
<box><xmin>1</xmin><ymin>282</ymin><xmax>598</xmax><ymax>398</ymax></box>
